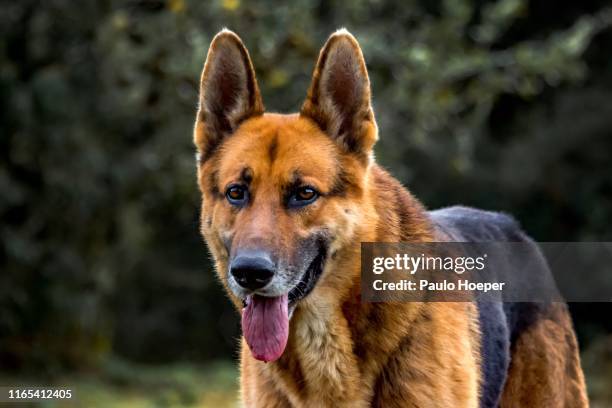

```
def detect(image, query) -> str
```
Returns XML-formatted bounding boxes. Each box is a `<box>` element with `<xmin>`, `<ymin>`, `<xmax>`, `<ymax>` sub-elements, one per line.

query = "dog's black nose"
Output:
<box><xmin>230</xmin><ymin>252</ymin><xmax>275</xmax><ymax>290</ymax></box>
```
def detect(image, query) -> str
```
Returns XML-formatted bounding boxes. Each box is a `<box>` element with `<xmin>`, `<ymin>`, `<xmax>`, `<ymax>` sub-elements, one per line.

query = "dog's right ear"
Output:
<box><xmin>194</xmin><ymin>29</ymin><xmax>264</xmax><ymax>162</ymax></box>
<box><xmin>300</xmin><ymin>29</ymin><xmax>377</xmax><ymax>159</ymax></box>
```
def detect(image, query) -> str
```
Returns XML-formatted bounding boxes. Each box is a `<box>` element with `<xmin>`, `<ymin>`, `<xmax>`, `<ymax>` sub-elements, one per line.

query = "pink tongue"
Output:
<box><xmin>241</xmin><ymin>294</ymin><xmax>289</xmax><ymax>362</ymax></box>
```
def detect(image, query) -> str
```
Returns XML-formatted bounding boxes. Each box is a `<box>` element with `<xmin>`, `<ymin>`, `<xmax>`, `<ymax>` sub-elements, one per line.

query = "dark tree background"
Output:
<box><xmin>1</xmin><ymin>0</ymin><xmax>611</xmax><ymax>404</ymax></box>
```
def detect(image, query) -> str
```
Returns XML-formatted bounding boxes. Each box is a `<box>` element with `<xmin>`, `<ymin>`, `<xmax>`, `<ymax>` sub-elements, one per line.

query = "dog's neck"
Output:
<box><xmin>368</xmin><ymin>164</ymin><xmax>434</xmax><ymax>242</ymax></box>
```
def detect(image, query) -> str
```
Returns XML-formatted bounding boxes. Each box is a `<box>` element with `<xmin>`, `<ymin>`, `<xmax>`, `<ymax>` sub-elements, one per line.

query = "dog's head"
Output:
<box><xmin>194</xmin><ymin>29</ymin><xmax>377</xmax><ymax>362</ymax></box>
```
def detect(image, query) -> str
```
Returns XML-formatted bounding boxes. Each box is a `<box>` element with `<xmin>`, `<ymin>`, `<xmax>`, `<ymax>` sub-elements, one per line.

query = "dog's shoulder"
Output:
<box><xmin>427</xmin><ymin>206</ymin><xmax>547</xmax><ymax>406</ymax></box>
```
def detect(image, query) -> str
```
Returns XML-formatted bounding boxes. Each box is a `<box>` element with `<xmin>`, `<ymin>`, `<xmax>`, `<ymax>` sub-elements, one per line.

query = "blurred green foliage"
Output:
<box><xmin>1</xmin><ymin>0</ymin><xmax>612</xmax><ymax>381</ymax></box>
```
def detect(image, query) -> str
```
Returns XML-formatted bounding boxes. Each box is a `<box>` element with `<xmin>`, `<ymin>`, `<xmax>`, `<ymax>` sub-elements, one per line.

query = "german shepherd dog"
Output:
<box><xmin>194</xmin><ymin>29</ymin><xmax>588</xmax><ymax>407</ymax></box>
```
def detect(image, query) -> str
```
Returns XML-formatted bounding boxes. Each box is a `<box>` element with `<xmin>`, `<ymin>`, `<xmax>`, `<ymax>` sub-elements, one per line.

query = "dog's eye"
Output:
<box><xmin>288</xmin><ymin>187</ymin><xmax>319</xmax><ymax>208</ymax></box>
<box><xmin>226</xmin><ymin>185</ymin><xmax>248</xmax><ymax>206</ymax></box>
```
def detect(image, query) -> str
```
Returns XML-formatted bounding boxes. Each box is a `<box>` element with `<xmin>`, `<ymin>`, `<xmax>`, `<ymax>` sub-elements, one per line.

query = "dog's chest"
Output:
<box><xmin>271</xmin><ymin>306</ymin><xmax>371</xmax><ymax>407</ymax></box>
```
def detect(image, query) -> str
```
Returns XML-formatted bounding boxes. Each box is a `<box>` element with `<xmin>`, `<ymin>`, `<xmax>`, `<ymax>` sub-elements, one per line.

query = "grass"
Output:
<box><xmin>1</xmin><ymin>360</ymin><xmax>239</xmax><ymax>408</ymax></box>
<box><xmin>2</xmin><ymin>335</ymin><xmax>611</xmax><ymax>407</ymax></box>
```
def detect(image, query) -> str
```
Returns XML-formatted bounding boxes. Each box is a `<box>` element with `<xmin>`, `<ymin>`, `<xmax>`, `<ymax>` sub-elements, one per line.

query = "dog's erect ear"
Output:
<box><xmin>195</xmin><ymin>29</ymin><xmax>264</xmax><ymax>161</ymax></box>
<box><xmin>300</xmin><ymin>29</ymin><xmax>377</xmax><ymax>157</ymax></box>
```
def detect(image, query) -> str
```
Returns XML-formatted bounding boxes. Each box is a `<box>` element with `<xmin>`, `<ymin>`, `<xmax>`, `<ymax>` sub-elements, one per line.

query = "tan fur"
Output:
<box><xmin>194</xmin><ymin>29</ymin><xmax>588</xmax><ymax>407</ymax></box>
<box><xmin>499</xmin><ymin>303</ymin><xmax>588</xmax><ymax>407</ymax></box>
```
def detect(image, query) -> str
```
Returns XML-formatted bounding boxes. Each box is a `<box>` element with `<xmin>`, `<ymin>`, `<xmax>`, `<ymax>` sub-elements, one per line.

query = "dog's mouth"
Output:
<box><xmin>288</xmin><ymin>244</ymin><xmax>327</xmax><ymax>305</ymax></box>
<box><xmin>238</xmin><ymin>243</ymin><xmax>328</xmax><ymax>308</ymax></box>
<box><xmin>241</xmin><ymin>243</ymin><xmax>327</xmax><ymax>363</ymax></box>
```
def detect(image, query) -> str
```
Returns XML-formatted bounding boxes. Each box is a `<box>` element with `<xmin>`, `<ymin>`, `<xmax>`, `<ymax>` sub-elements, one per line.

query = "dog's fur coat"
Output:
<box><xmin>194</xmin><ymin>29</ymin><xmax>588</xmax><ymax>407</ymax></box>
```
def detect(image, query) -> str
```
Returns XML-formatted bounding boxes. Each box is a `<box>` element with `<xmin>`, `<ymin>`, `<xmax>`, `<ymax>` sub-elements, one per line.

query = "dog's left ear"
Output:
<box><xmin>195</xmin><ymin>29</ymin><xmax>264</xmax><ymax>162</ymax></box>
<box><xmin>301</xmin><ymin>29</ymin><xmax>377</xmax><ymax>157</ymax></box>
